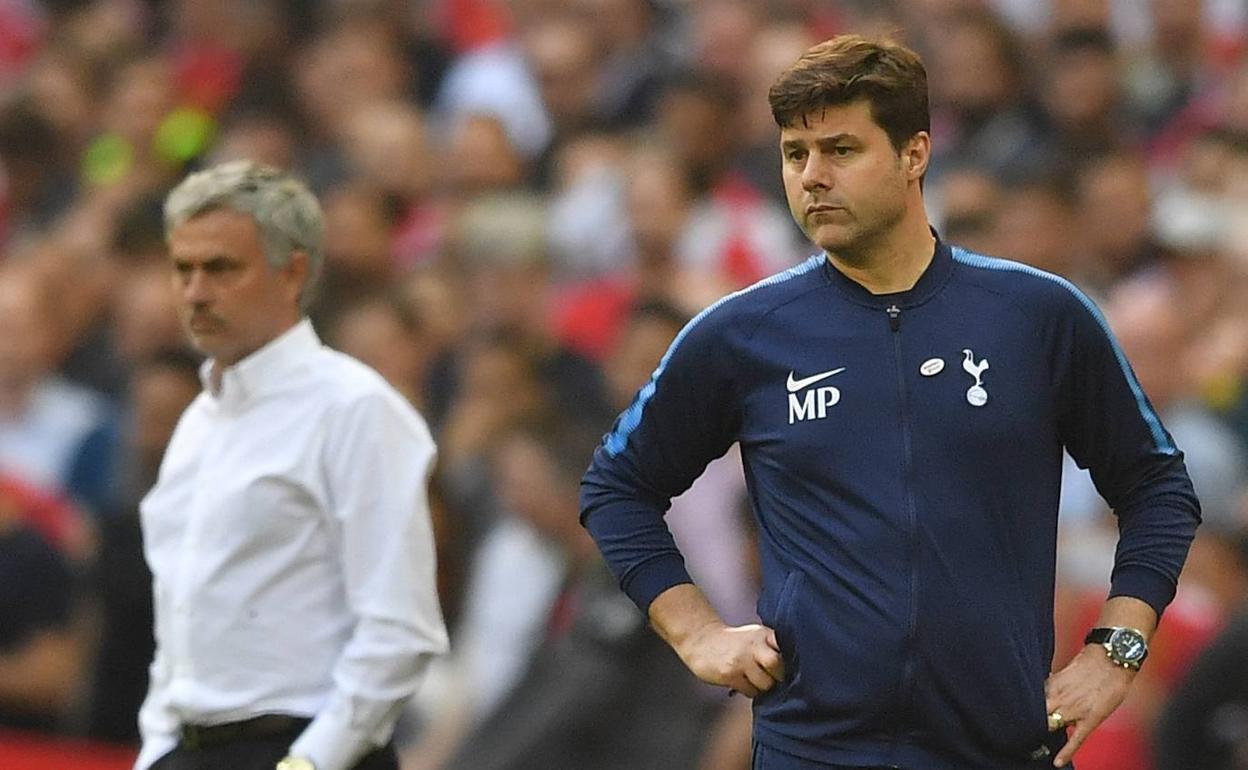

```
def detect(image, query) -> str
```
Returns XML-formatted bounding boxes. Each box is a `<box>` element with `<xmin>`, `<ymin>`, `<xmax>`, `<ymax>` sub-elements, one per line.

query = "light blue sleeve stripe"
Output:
<box><xmin>950</xmin><ymin>246</ymin><xmax>1176</xmax><ymax>455</ymax></box>
<box><xmin>604</xmin><ymin>254</ymin><xmax>826</xmax><ymax>457</ymax></box>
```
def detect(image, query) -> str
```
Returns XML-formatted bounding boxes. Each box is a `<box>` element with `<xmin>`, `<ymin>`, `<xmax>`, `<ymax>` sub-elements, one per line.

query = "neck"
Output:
<box><xmin>826</xmin><ymin>202</ymin><xmax>936</xmax><ymax>295</ymax></box>
<box><xmin>208</xmin><ymin>317</ymin><xmax>303</xmax><ymax>394</ymax></box>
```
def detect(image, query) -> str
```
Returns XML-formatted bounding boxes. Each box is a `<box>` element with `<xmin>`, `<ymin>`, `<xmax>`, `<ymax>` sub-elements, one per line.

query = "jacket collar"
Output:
<box><xmin>822</xmin><ymin>230</ymin><xmax>954</xmax><ymax>310</ymax></box>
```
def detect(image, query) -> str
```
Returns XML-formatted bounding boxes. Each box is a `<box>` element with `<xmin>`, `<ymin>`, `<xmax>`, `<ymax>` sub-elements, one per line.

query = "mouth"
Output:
<box><xmin>806</xmin><ymin>204</ymin><xmax>844</xmax><ymax>216</ymax></box>
<box><xmin>188</xmin><ymin>316</ymin><xmax>224</xmax><ymax>334</ymax></box>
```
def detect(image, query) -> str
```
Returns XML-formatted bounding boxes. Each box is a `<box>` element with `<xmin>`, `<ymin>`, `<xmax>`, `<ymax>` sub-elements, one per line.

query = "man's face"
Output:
<box><xmin>780</xmin><ymin>100</ymin><xmax>921</xmax><ymax>255</ymax></box>
<box><xmin>1078</xmin><ymin>157</ymin><xmax>1151</xmax><ymax>265</ymax></box>
<box><xmin>167</xmin><ymin>207</ymin><xmax>304</xmax><ymax>367</ymax></box>
<box><xmin>0</xmin><ymin>279</ymin><xmax>53</xmax><ymax>392</ymax></box>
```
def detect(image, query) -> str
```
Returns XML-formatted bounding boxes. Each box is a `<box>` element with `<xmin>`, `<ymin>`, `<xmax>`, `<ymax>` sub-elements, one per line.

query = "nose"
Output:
<box><xmin>182</xmin><ymin>268</ymin><xmax>212</xmax><ymax>305</ymax></box>
<box><xmin>801</xmin><ymin>152</ymin><xmax>833</xmax><ymax>192</ymax></box>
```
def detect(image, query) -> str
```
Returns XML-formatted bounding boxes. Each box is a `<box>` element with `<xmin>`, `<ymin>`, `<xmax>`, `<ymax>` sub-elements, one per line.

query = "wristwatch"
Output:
<box><xmin>1084</xmin><ymin>626</ymin><xmax>1148</xmax><ymax>670</ymax></box>
<box><xmin>276</xmin><ymin>757</ymin><xmax>316</xmax><ymax>770</ymax></box>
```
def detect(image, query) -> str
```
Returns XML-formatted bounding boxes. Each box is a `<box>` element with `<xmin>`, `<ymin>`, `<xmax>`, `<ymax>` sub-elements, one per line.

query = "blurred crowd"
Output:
<box><xmin>1</xmin><ymin>0</ymin><xmax>1248</xmax><ymax>768</ymax></box>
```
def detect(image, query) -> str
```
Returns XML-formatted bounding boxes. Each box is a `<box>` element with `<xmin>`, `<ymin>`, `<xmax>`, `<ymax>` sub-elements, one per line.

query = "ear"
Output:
<box><xmin>903</xmin><ymin>131</ymin><xmax>931</xmax><ymax>182</ymax></box>
<box><xmin>281</xmin><ymin>250</ymin><xmax>309</xmax><ymax>308</ymax></box>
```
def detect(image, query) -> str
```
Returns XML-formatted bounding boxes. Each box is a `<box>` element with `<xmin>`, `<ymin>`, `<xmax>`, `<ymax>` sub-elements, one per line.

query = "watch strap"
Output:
<box><xmin>1083</xmin><ymin>627</ymin><xmax>1114</xmax><ymax>645</ymax></box>
<box><xmin>1084</xmin><ymin>626</ymin><xmax>1148</xmax><ymax>668</ymax></box>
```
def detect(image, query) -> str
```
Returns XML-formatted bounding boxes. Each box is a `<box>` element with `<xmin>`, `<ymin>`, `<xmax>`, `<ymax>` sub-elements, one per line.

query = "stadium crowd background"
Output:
<box><xmin>1</xmin><ymin>0</ymin><xmax>1248</xmax><ymax>768</ymax></box>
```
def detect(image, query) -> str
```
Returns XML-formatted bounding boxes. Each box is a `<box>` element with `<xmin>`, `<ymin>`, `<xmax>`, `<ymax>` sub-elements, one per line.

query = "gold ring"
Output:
<box><xmin>1047</xmin><ymin>710</ymin><xmax>1065</xmax><ymax>731</ymax></box>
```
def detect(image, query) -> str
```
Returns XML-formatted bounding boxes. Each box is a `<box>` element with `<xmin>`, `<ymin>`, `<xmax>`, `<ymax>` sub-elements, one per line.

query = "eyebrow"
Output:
<box><xmin>171</xmin><ymin>255</ymin><xmax>239</xmax><ymax>269</ymax></box>
<box><xmin>781</xmin><ymin>133</ymin><xmax>859</xmax><ymax>149</ymax></box>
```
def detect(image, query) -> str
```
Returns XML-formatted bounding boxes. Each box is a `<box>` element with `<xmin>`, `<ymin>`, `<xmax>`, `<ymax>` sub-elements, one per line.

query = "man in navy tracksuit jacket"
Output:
<box><xmin>580</xmin><ymin>35</ymin><xmax>1200</xmax><ymax>770</ymax></box>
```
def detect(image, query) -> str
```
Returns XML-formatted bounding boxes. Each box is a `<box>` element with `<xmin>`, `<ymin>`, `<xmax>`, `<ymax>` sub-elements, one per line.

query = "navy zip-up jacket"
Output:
<box><xmin>580</xmin><ymin>239</ymin><xmax>1200</xmax><ymax>769</ymax></box>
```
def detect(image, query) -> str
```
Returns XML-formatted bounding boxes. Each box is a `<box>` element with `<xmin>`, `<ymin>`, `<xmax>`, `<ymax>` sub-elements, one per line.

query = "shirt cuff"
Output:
<box><xmin>134</xmin><ymin>735</ymin><xmax>178</xmax><ymax>770</ymax></box>
<box><xmin>288</xmin><ymin>695</ymin><xmax>401</xmax><ymax>770</ymax></box>
<box><xmin>1109</xmin><ymin>563</ymin><xmax>1177</xmax><ymax>619</ymax></box>
<box><xmin>621</xmin><ymin>552</ymin><xmax>693</xmax><ymax>613</ymax></box>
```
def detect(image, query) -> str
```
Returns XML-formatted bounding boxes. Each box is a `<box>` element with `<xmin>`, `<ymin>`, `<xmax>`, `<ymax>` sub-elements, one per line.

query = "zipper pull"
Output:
<box><xmin>887</xmin><ymin>304</ymin><xmax>901</xmax><ymax>332</ymax></box>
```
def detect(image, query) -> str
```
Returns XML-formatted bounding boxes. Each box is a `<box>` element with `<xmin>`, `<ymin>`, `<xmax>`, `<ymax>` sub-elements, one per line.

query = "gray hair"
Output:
<box><xmin>164</xmin><ymin>160</ymin><xmax>325</xmax><ymax>310</ymax></box>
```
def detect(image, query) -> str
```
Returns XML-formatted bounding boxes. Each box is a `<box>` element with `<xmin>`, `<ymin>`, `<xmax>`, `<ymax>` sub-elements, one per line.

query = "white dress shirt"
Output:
<box><xmin>135</xmin><ymin>320</ymin><xmax>448</xmax><ymax>770</ymax></box>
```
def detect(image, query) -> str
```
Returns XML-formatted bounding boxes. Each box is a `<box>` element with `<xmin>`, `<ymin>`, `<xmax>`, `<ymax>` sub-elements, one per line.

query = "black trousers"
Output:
<box><xmin>150</xmin><ymin>732</ymin><xmax>398</xmax><ymax>770</ymax></box>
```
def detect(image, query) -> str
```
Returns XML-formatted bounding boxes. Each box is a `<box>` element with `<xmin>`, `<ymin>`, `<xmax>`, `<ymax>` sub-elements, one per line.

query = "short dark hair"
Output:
<box><xmin>627</xmin><ymin>299</ymin><xmax>690</xmax><ymax>332</ymax></box>
<box><xmin>0</xmin><ymin>98</ymin><xmax>58</xmax><ymax>166</ymax></box>
<box><xmin>112</xmin><ymin>194</ymin><xmax>167</xmax><ymax>261</ymax></box>
<box><xmin>1052</xmin><ymin>26</ymin><xmax>1115</xmax><ymax>57</ymax></box>
<box><xmin>500</xmin><ymin>416</ymin><xmax>601</xmax><ymax>487</ymax></box>
<box><xmin>661</xmin><ymin>70</ymin><xmax>741</xmax><ymax>113</ymax></box>
<box><xmin>768</xmin><ymin>34</ymin><xmax>929</xmax><ymax>152</ymax></box>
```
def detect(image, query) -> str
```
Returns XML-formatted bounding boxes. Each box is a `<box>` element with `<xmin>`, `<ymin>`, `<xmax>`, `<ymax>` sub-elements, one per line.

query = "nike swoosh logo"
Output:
<box><xmin>786</xmin><ymin>367</ymin><xmax>846</xmax><ymax>392</ymax></box>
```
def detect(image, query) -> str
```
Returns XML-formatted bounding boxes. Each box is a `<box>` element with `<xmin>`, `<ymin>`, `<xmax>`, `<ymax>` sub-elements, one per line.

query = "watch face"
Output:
<box><xmin>1109</xmin><ymin>628</ymin><xmax>1147</xmax><ymax>662</ymax></box>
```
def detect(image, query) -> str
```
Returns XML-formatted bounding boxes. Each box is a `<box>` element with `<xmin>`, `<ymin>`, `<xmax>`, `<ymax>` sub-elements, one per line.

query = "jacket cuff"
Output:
<box><xmin>1109</xmin><ymin>564</ymin><xmax>1178</xmax><ymax>619</ymax></box>
<box><xmin>621</xmin><ymin>552</ymin><xmax>693</xmax><ymax>613</ymax></box>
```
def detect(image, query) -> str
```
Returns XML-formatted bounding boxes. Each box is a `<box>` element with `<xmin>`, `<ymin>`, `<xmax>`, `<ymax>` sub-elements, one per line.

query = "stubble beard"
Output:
<box><xmin>816</xmin><ymin>189</ymin><xmax>909</xmax><ymax>266</ymax></box>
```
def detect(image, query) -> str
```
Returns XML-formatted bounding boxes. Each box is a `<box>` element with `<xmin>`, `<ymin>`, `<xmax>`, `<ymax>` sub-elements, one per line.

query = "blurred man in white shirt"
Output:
<box><xmin>135</xmin><ymin>161</ymin><xmax>448</xmax><ymax>770</ymax></box>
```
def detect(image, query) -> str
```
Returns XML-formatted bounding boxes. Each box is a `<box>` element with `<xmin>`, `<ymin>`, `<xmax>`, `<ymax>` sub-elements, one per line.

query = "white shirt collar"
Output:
<box><xmin>200</xmin><ymin>318</ymin><xmax>321</xmax><ymax>408</ymax></box>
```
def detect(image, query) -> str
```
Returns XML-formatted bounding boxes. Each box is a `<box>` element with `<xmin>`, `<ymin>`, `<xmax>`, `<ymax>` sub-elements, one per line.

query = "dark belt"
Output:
<box><xmin>179</xmin><ymin>714</ymin><xmax>311</xmax><ymax>750</ymax></box>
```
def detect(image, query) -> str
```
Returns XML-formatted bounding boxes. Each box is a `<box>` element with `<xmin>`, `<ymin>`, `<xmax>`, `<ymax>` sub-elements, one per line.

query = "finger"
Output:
<box><xmin>1045</xmin><ymin>672</ymin><xmax>1070</xmax><ymax>704</ymax></box>
<box><xmin>1053</xmin><ymin>722</ymin><xmax>1092</xmax><ymax>767</ymax></box>
<box><xmin>1045</xmin><ymin>679</ymin><xmax>1073</xmax><ymax>715</ymax></box>
<box><xmin>756</xmin><ymin>645</ymin><xmax>786</xmax><ymax>682</ymax></box>
<box><xmin>732</xmin><ymin>677</ymin><xmax>761</xmax><ymax>698</ymax></box>
<box><xmin>1046</xmin><ymin>709</ymin><xmax>1064</xmax><ymax>733</ymax></box>
<box><xmin>765</xmin><ymin>627</ymin><xmax>781</xmax><ymax>652</ymax></box>
<box><xmin>742</xmin><ymin>663</ymin><xmax>777</xmax><ymax>695</ymax></box>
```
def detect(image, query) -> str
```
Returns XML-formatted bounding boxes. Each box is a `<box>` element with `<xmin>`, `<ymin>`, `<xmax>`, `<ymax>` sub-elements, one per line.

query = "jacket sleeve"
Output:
<box><xmin>1055</xmin><ymin>289</ymin><xmax>1200</xmax><ymax>618</ymax></box>
<box><xmin>580</xmin><ymin>307</ymin><xmax>741</xmax><ymax>613</ymax></box>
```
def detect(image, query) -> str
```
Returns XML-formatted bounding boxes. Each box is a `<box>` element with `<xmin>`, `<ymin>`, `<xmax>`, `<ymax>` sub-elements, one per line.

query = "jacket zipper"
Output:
<box><xmin>887</xmin><ymin>303</ymin><xmax>919</xmax><ymax>748</ymax></box>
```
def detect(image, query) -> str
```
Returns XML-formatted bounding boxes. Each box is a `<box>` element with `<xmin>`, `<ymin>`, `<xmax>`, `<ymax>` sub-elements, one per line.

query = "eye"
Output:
<box><xmin>786</xmin><ymin>148</ymin><xmax>807</xmax><ymax>163</ymax></box>
<box><xmin>204</xmin><ymin>258</ymin><xmax>238</xmax><ymax>275</ymax></box>
<box><xmin>833</xmin><ymin>145</ymin><xmax>853</xmax><ymax>157</ymax></box>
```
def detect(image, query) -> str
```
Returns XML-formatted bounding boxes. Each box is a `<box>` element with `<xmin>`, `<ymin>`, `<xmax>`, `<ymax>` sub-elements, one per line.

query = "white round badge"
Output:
<box><xmin>966</xmin><ymin>385</ymin><xmax>988</xmax><ymax>407</ymax></box>
<box><xmin>920</xmin><ymin>358</ymin><xmax>945</xmax><ymax>376</ymax></box>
